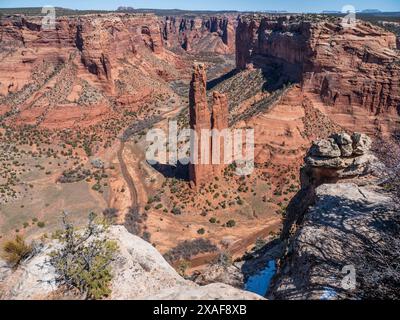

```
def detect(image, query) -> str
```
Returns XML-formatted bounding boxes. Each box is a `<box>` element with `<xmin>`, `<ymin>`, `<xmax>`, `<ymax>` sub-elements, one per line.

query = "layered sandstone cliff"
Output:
<box><xmin>0</xmin><ymin>13</ymin><xmax>183</xmax><ymax>128</ymax></box>
<box><xmin>235</xmin><ymin>15</ymin><xmax>400</xmax><ymax>134</ymax></box>
<box><xmin>162</xmin><ymin>16</ymin><xmax>236</xmax><ymax>54</ymax></box>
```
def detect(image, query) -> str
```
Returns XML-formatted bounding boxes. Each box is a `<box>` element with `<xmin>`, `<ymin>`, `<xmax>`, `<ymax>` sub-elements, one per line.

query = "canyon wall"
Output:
<box><xmin>0</xmin><ymin>14</ymin><xmax>165</xmax><ymax>94</ymax></box>
<box><xmin>162</xmin><ymin>16</ymin><xmax>236</xmax><ymax>54</ymax></box>
<box><xmin>235</xmin><ymin>15</ymin><xmax>400</xmax><ymax>132</ymax></box>
<box><xmin>0</xmin><ymin>13</ymin><xmax>184</xmax><ymax>128</ymax></box>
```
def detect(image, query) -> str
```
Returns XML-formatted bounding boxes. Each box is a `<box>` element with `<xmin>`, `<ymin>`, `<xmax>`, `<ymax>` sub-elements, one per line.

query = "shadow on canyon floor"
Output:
<box><xmin>150</xmin><ymin>162</ymin><xmax>190</xmax><ymax>181</ymax></box>
<box><xmin>207</xmin><ymin>69</ymin><xmax>238</xmax><ymax>91</ymax></box>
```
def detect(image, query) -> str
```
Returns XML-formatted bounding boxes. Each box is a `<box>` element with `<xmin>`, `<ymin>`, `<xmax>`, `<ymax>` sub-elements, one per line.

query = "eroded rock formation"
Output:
<box><xmin>189</xmin><ymin>64</ymin><xmax>229</xmax><ymax>188</ymax></box>
<box><xmin>0</xmin><ymin>13</ymin><xmax>184</xmax><ymax>128</ymax></box>
<box><xmin>301</xmin><ymin>132</ymin><xmax>377</xmax><ymax>188</ymax></box>
<box><xmin>280</xmin><ymin>132</ymin><xmax>379</xmax><ymax>240</ymax></box>
<box><xmin>270</xmin><ymin>182</ymin><xmax>397</xmax><ymax>300</ymax></box>
<box><xmin>268</xmin><ymin>132</ymin><xmax>397</xmax><ymax>299</ymax></box>
<box><xmin>235</xmin><ymin>15</ymin><xmax>400</xmax><ymax>133</ymax></box>
<box><xmin>162</xmin><ymin>16</ymin><xmax>236</xmax><ymax>54</ymax></box>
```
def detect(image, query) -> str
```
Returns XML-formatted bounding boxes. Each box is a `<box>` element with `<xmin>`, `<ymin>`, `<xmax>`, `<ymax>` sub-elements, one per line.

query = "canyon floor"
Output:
<box><xmin>0</xmin><ymin>49</ymin><xmax>286</xmax><ymax>270</ymax></box>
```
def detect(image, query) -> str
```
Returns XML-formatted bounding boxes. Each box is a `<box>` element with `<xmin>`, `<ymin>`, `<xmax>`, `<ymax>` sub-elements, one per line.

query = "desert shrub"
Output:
<box><xmin>37</xmin><ymin>221</ymin><xmax>45</xmax><ymax>228</ymax></box>
<box><xmin>1</xmin><ymin>235</ymin><xmax>32</xmax><ymax>267</ymax></box>
<box><xmin>209</xmin><ymin>217</ymin><xmax>217</xmax><ymax>224</ymax></box>
<box><xmin>103</xmin><ymin>208</ymin><xmax>119</xmax><ymax>223</ymax></box>
<box><xmin>171</xmin><ymin>207</ymin><xmax>182</xmax><ymax>215</ymax></box>
<box><xmin>58</xmin><ymin>167</ymin><xmax>91</xmax><ymax>183</ymax></box>
<box><xmin>124</xmin><ymin>206</ymin><xmax>147</xmax><ymax>236</ymax></box>
<box><xmin>91</xmin><ymin>183</ymin><xmax>101</xmax><ymax>191</ymax></box>
<box><xmin>212</xmin><ymin>251</ymin><xmax>233</xmax><ymax>268</ymax></box>
<box><xmin>49</xmin><ymin>212</ymin><xmax>118</xmax><ymax>300</ymax></box>
<box><xmin>254</xmin><ymin>237</ymin><xmax>267</xmax><ymax>251</ymax></box>
<box><xmin>142</xmin><ymin>231</ymin><xmax>151</xmax><ymax>243</ymax></box>
<box><xmin>197</xmin><ymin>228</ymin><xmax>205</xmax><ymax>235</ymax></box>
<box><xmin>176</xmin><ymin>259</ymin><xmax>191</xmax><ymax>277</ymax></box>
<box><xmin>164</xmin><ymin>238</ymin><xmax>218</xmax><ymax>263</ymax></box>
<box><xmin>226</xmin><ymin>220</ymin><xmax>236</xmax><ymax>228</ymax></box>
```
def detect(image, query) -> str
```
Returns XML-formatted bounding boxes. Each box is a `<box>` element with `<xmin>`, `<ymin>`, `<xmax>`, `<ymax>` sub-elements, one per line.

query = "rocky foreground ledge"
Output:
<box><xmin>268</xmin><ymin>133</ymin><xmax>398</xmax><ymax>300</ymax></box>
<box><xmin>0</xmin><ymin>226</ymin><xmax>263</xmax><ymax>300</ymax></box>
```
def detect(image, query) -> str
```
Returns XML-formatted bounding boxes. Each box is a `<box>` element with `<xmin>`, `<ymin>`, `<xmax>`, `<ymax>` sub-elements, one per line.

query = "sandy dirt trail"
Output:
<box><xmin>117</xmin><ymin>141</ymin><xmax>139</xmax><ymax>208</ymax></box>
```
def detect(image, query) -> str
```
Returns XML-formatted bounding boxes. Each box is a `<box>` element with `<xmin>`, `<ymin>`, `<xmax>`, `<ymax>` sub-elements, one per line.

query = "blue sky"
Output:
<box><xmin>0</xmin><ymin>0</ymin><xmax>399</xmax><ymax>12</ymax></box>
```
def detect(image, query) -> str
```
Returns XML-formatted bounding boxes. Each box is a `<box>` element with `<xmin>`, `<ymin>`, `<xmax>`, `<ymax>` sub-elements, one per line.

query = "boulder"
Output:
<box><xmin>352</xmin><ymin>133</ymin><xmax>372</xmax><ymax>156</ymax></box>
<box><xmin>0</xmin><ymin>245</ymin><xmax>58</xmax><ymax>300</ymax></box>
<box><xmin>147</xmin><ymin>283</ymin><xmax>262</xmax><ymax>300</ymax></box>
<box><xmin>332</xmin><ymin>133</ymin><xmax>352</xmax><ymax>146</ymax></box>
<box><xmin>332</xmin><ymin>133</ymin><xmax>353</xmax><ymax>157</ymax></box>
<box><xmin>302</xmin><ymin>133</ymin><xmax>377</xmax><ymax>188</ymax></box>
<box><xmin>309</xmin><ymin>138</ymin><xmax>341</xmax><ymax>158</ymax></box>
<box><xmin>305</xmin><ymin>156</ymin><xmax>348</xmax><ymax>168</ymax></box>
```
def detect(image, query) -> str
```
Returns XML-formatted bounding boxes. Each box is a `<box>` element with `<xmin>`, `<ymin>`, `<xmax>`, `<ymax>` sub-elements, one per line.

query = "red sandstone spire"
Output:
<box><xmin>211</xmin><ymin>91</ymin><xmax>229</xmax><ymax>177</ymax></box>
<box><xmin>189</xmin><ymin>64</ymin><xmax>229</xmax><ymax>188</ymax></box>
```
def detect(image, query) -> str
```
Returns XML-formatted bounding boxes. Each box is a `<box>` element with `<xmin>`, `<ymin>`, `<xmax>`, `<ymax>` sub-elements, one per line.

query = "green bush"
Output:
<box><xmin>49</xmin><ymin>212</ymin><xmax>118</xmax><ymax>300</ymax></box>
<box><xmin>226</xmin><ymin>220</ymin><xmax>236</xmax><ymax>228</ymax></box>
<box><xmin>37</xmin><ymin>221</ymin><xmax>45</xmax><ymax>228</ymax></box>
<box><xmin>177</xmin><ymin>259</ymin><xmax>191</xmax><ymax>277</ymax></box>
<box><xmin>1</xmin><ymin>235</ymin><xmax>32</xmax><ymax>267</ymax></box>
<box><xmin>212</xmin><ymin>252</ymin><xmax>232</xmax><ymax>268</ymax></box>
<box><xmin>171</xmin><ymin>207</ymin><xmax>182</xmax><ymax>215</ymax></box>
<box><xmin>197</xmin><ymin>228</ymin><xmax>205</xmax><ymax>235</ymax></box>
